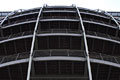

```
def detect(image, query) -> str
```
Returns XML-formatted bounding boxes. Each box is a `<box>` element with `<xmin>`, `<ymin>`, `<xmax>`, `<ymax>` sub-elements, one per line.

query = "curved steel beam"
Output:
<box><xmin>76</xmin><ymin>6</ymin><xmax>93</xmax><ymax>80</ymax></box>
<box><xmin>0</xmin><ymin>35</ymin><xmax>32</xmax><ymax>44</ymax></box>
<box><xmin>33</xmin><ymin>57</ymin><xmax>120</xmax><ymax>68</ymax></box>
<box><xmin>37</xmin><ymin>33</ymin><xmax>120</xmax><ymax>44</ymax></box>
<box><xmin>34</xmin><ymin>56</ymin><xmax>86</xmax><ymax>61</ymax></box>
<box><xmin>83</xmin><ymin>20</ymin><xmax>117</xmax><ymax>29</ymax></box>
<box><xmin>2</xmin><ymin>19</ymin><xmax>79</xmax><ymax>29</ymax></box>
<box><xmin>0</xmin><ymin>33</ymin><xmax>119</xmax><ymax>45</ymax></box>
<box><xmin>105</xmin><ymin>11</ymin><xmax>120</xmax><ymax>29</ymax></box>
<box><xmin>10</xmin><ymin>12</ymin><xmax>39</xmax><ymax>19</ymax></box>
<box><xmin>27</xmin><ymin>6</ymin><xmax>43</xmax><ymax>80</ymax></box>
<box><xmin>40</xmin><ymin>19</ymin><xmax>79</xmax><ymax>22</ymax></box>
<box><xmin>0</xmin><ymin>9</ymin><xmax>25</xmax><ymax>26</ymax></box>
<box><xmin>2</xmin><ymin>20</ymin><xmax>36</xmax><ymax>29</ymax></box>
<box><xmin>0</xmin><ymin>57</ymin><xmax>120</xmax><ymax>69</ymax></box>
<box><xmin>87</xmin><ymin>35</ymin><xmax>120</xmax><ymax>44</ymax></box>
<box><xmin>44</xmin><ymin>6</ymin><xmax>74</xmax><ymax>8</ymax></box>
<box><xmin>0</xmin><ymin>11</ymin><xmax>15</xmax><ymax>26</ymax></box>
<box><xmin>37</xmin><ymin>33</ymin><xmax>83</xmax><ymax>37</ymax></box>
<box><xmin>80</xmin><ymin>12</ymin><xmax>109</xmax><ymax>20</ymax></box>
<box><xmin>0</xmin><ymin>59</ymin><xmax>28</xmax><ymax>68</ymax></box>
<box><xmin>90</xmin><ymin>58</ymin><xmax>120</xmax><ymax>68</ymax></box>
<box><xmin>43</xmin><ymin>10</ymin><xmax>76</xmax><ymax>13</ymax></box>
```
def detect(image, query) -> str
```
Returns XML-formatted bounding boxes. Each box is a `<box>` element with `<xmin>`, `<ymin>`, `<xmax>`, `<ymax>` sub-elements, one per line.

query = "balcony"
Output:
<box><xmin>83</xmin><ymin>17</ymin><xmax>117</xmax><ymax>28</ymax></box>
<box><xmin>37</xmin><ymin>29</ymin><xmax>82</xmax><ymax>34</ymax></box>
<box><xmin>86</xmin><ymin>31</ymin><xmax>120</xmax><ymax>42</ymax></box>
<box><xmin>2</xmin><ymin>17</ymin><xmax>36</xmax><ymax>27</ymax></box>
<box><xmin>0</xmin><ymin>31</ymin><xmax>33</xmax><ymax>42</ymax></box>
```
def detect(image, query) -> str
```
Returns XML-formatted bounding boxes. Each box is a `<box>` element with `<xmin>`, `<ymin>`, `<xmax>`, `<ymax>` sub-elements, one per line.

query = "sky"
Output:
<box><xmin>0</xmin><ymin>0</ymin><xmax>120</xmax><ymax>11</ymax></box>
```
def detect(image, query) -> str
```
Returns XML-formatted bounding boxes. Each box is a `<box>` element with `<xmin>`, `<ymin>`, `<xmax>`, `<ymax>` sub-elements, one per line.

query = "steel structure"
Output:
<box><xmin>0</xmin><ymin>5</ymin><xmax>120</xmax><ymax>80</ymax></box>
<box><xmin>0</xmin><ymin>12</ymin><xmax>11</xmax><ymax>23</ymax></box>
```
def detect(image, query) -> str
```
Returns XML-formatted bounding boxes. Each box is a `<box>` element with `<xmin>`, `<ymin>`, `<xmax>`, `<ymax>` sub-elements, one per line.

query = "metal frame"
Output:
<box><xmin>43</xmin><ymin>10</ymin><xmax>76</xmax><ymax>13</ymax></box>
<box><xmin>0</xmin><ymin>11</ymin><xmax>14</xmax><ymax>26</ymax></box>
<box><xmin>105</xmin><ymin>11</ymin><xmax>120</xmax><ymax>29</ymax></box>
<box><xmin>37</xmin><ymin>33</ymin><xmax>120</xmax><ymax>44</ymax></box>
<box><xmin>105</xmin><ymin>11</ymin><xmax>120</xmax><ymax>38</ymax></box>
<box><xmin>83</xmin><ymin>20</ymin><xmax>117</xmax><ymax>29</ymax></box>
<box><xmin>26</xmin><ymin>6</ymin><xmax>43</xmax><ymax>80</ymax></box>
<box><xmin>76</xmin><ymin>6</ymin><xmax>93</xmax><ymax>80</ymax></box>
<box><xmin>86</xmin><ymin>35</ymin><xmax>120</xmax><ymax>44</ymax></box>
<box><xmin>40</xmin><ymin>19</ymin><xmax>79</xmax><ymax>22</ymax></box>
<box><xmin>1</xmin><ymin>56</ymin><xmax>120</xmax><ymax>68</ymax></box>
<box><xmin>80</xmin><ymin>11</ymin><xmax>109</xmax><ymax>19</ymax></box>
<box><xmin>34</xmin><ymin>57</ymin><xmax>120</xmax><ymax>68</ymax></box>
<box><xmin>0</xmin><ymin>9</ymin><xmax>24</xmax><ymax>26</ymax></box>
<box><xmin>0</xmin><ymin>35</ymin><xmax>32</xmax><ymax>44</ymax></box>
<box><xmin>2</xmin><ymin>20</ymin><xmax>36</xmax><ymax>29</ymax></box>
<box><xmin>10</xmin><ymin>12</ymin><xmax>39</xmax><ymax>19</ymax></box>
<box><xmin>2</xmin><ymin>19</ymin><xmax>78</xmax><ymax>29</ymax></box>
<box><xmin>37</xmin><ymin>33</ymin><xmax>83</xmax><ymax>37</ymax></box>
<box><xmin>1</xmin><ymin>32</ymin><xmax>120</xmax><ymax>46</ymax></box>
<box><xmin>0</xmin><ymin>5</ymin><xmax>120</xmax><ymax>80</ymax></box>
<box><xmin>0</xmin><ymin>59</ymin><xmax>29</xmax><ymax>68</ymax></box>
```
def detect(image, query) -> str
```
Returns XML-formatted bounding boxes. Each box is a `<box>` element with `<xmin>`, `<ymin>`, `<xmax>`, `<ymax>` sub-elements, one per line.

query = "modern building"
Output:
<box><xmin>0</xmin><ymin>5</ymin><xmax>120</xmax><ymax>80</ymax></box>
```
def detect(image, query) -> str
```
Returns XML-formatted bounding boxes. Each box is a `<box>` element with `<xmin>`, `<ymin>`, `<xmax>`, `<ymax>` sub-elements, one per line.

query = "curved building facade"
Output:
<box><xmin>0</xmin><ymin>5</ymin><xmax>120</xmax><ymax>80</ymax></box>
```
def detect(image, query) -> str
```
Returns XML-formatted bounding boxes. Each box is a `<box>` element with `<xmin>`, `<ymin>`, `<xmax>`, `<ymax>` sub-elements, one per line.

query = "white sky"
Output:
<box><xmin>0</xmin><ymin>0</ymin><xmax>120</xmax><ymax>11</ymax></box>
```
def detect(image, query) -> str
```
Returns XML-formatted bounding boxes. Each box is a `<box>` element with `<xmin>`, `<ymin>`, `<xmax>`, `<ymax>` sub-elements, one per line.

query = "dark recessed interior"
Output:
<box><xmin>37</xmin><ymin>36</ymin><xmax>83</xmax><ymax>50</ymax></box>
<box><xmin>0</xmin><ymin>63</ymin><xmax>28</xmax><ymax>80</ymax></box>
<box><xmin>2</xmin><ymin>13</ymin><xmax>38</xmax><ymax>26</ymax></box>
<box><xmin>40</xmin><ymin>21</ymin><xmax>80</xmax><ymax>31</ymax></box>
<box><xmin>41</xmin><ymin>12</ymin><xmax>78</xmax><ymax>19</ymax></box>
<box><xmin>2</xmin><ymin>23</ymin><xmax>35</xmax><ymax>37</ymax></box>
<box><xmin>0</xmin><ymin>61</ymin><xmax>119</xmax><ymax>80</ymax></box>
<box><xmin>0</xmin><ymin>38</ymin><xmax>32</xmax><ymax>56</ymax></box>
<box><xmin>87</xmin><ymin>38</ymin><xmax>120</xmax><ymax>56</ymax></box>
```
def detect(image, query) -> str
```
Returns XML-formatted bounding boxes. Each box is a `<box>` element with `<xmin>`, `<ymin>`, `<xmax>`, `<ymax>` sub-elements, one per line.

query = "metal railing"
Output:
<box><xmin>79</xmin><ymin>9</ymin><xmax>109</xmax><ymax>18</ymax></box>
<box><xmin>33</xmin><ymin>49</ymin><xmax>85</xmax><ymax>57</ymax></box>
<box><xmin>2</xmin><ymin>17</ymin><xmax>37</xmax><ymax>27</ymax></box>
<box><xmin>9</xmin><ymin>9</ymin><xmax>39</xmax><ymax>18</ymax></box>
<box><xmin>83</xmin><ymin>17</ymin><xmax>117</xmax><ymax>27</ymax></box>
<box><xmin>86</xmin><ymin>31</ymin><xmax>120</xmax><ymax>41</ymax></box>
<box><xmin>40</xmin><ymin>16</ymin><xmax>79</xmax><ymax>19</ymax></box>
<box><xmin>43</xmin><ymin>8</ymin><xmax>76</xmax><ymax>11</ymax></box>
<box><xmin>0</xmin><ymin>49</ymin><xmax>120</xmax><ymax>65</ymax></box>
<box><xmin>89</xmin><ymin>52</ymin><xmax>120</xmax><ymax>64</ymax></box>
<box><xmin>37</xmin><ymin>29</ymin><xmax>82</xmax><ymax>34</ymax></box>
<box><xmin>0</xmin><ymin>52</ymin><xmax>29</xmax><ymax>64</ymax></box>
<box><xmin>0</xmin><ymin>31</ymin><xmax>33</xmax><ymax>41</ymax></box>
<box><xmin>33</xmin><ymin>49</ymin><xmax>120</xmax><ymax>65</ymax></box>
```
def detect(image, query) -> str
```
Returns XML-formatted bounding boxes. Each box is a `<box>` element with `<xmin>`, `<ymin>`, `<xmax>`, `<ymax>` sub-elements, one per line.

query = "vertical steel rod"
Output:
<box><xmin>26</xmin><ymin>7</ymin><xmax>43</xmax><ymax>80</ymax></box>
<box><xmin>76</xmin><ymin>7</ymin><xmax>92</xmax><ymax>80</ymax></box>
